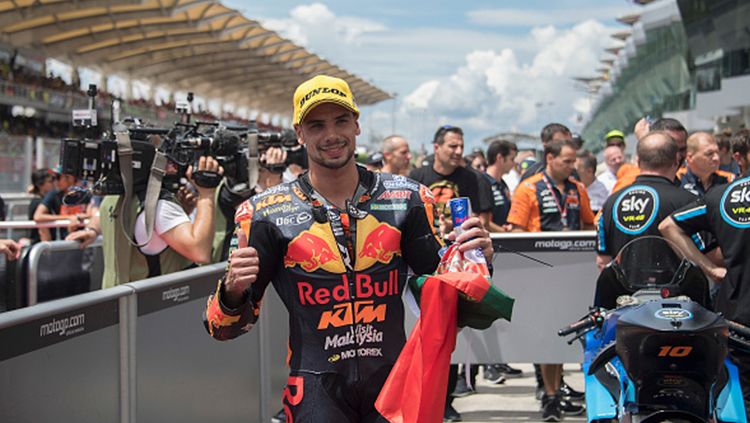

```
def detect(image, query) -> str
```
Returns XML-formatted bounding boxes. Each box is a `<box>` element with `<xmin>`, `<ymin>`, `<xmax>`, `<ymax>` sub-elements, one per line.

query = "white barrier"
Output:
<box><xmin>0</xmin><ymin>231</ymin><xmax>600</xmax><ymax>422</ymax></box>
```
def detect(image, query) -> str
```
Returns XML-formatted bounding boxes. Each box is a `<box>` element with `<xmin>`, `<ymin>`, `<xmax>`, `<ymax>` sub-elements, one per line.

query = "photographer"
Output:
<box><xmin>212</xmin><ymin>146</ymin><xmax>287</xmax><ymax>262</ymax></box>
<box><xmin>67</xmin><ymin>156</ymin><xmax>223</xmax><ymax>288</ymax></box>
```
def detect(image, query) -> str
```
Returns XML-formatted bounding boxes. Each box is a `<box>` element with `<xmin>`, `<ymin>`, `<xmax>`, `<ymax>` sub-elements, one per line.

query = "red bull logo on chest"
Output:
<box><xmin>355</xmin><ymin>215</ymin><xmax>402</xmax><ymax>271</ymax></box>
<box><xmin>284</xmin><ymin>222</ymin><xmax>346</xmax><ymax>274</ymax></box>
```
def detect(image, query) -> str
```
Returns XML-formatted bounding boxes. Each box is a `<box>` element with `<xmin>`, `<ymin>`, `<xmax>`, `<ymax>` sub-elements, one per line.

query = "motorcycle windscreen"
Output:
<box><xmin>613</xmin><ymin>236</ymin><xmax>683</xmax><ymax>290</ymax></box>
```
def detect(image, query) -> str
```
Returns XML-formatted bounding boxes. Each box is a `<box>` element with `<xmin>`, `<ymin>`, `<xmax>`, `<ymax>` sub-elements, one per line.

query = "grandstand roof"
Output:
<box><xmin>0</xmin><ymin>0</ymin><xmax>391</xmax><ymax>116</ymax></box>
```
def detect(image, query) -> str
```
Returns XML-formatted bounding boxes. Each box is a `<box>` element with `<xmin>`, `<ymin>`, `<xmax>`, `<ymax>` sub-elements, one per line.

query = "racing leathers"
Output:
<box><xmin>203</xmin><ymin>166</ymin><xmax>444</xmax><ymax>422</ymax></box>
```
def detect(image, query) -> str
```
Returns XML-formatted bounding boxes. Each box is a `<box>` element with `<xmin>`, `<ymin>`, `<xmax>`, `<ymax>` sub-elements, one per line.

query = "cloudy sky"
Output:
<box><xmin>225</xmin><ymin>0</ymin><xmax>639</xmax><ymax>152</ymax></box>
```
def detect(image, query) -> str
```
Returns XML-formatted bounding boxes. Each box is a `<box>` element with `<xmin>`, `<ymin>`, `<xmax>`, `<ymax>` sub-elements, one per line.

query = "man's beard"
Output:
<box><xmin>313</xmin><ymin>148</ymin><xmax>355</xmax><ymax>170</ymax></box>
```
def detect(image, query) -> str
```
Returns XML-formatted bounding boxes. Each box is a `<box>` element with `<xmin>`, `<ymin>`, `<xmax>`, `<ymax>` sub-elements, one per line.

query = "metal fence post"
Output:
<box><xmin>119</xmin><ymin>294</ymin><xmax>137</xmax><ymax>423</ymax></box>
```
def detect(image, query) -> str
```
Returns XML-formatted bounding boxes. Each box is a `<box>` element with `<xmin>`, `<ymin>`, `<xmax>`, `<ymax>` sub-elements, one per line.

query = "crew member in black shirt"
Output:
<box><xmin>595</xmin><ymin>131</ymin><xmax>708</xmax><ymax>307</ymax></box>
<box><xmin>596</xmin><ymin>131</ymin><xmax>706</xmax><ymax>268</ymax></box>
<box><xmin>408</xmin><ymin>124</ymin><xmax>493</xmax><ymax>422</ymax></box>
<box><xmin>409</xmin><ymin>125</ymin><xmax>493</xmax><ymax>229</ymax></box>
<box><xmin>484</xmin><ymin>140</ymin><xmax>517</xmax><ymax>232</ymax></box>
<box><xmin>660</xmin><ymin>170</ymin><xmax>750</xmax><ymax>408</ymax></box>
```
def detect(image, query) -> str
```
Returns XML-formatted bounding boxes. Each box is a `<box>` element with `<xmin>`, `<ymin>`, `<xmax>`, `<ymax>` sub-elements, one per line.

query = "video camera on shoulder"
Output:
<box><xmin>59</xmin><ymin>89</ymin><xmax>306</xmax><ymax>202</ymax></box>
<box><xmin>59</xmin><ymin>85</ymin><xmax>161</xmax><ymax>197</ymax></box>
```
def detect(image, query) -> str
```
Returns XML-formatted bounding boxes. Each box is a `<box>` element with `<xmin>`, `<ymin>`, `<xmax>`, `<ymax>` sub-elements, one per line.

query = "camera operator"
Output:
<box><xmin>212</xmin><ymin>146</ymin><xmax>287</xmax><ymax>262</ymax></box>
<box><xmin>67</xmin><ymin>156</ymin><xmax>223</xmax><ymax>288</ymax></box>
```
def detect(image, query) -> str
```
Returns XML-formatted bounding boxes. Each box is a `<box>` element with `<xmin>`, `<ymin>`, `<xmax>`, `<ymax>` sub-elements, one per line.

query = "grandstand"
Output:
<box><xmin>579</xmin><ymin>0</ymin><xmax>750</xmax><ymax>150</ymax></box>
<box><xmin>0</xmin><ymin>0</ymin><xmax>390</xmax><ymax>192</ymax></box>
<box><xmin>0</xmin><ymin>5</ymin><xmax>390</xmax><ymax>420</ymax></box>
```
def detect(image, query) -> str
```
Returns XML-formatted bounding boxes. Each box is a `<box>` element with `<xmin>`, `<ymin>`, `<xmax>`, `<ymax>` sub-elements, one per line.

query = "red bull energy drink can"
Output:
<box><xmin>449</xmin><ymin>197</ymin><xmax>472</xmax><ymax>235</ymax></box>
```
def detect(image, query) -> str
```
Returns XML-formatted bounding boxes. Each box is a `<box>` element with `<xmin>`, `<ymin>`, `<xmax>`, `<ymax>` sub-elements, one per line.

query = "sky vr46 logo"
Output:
<box><xmin>721</xmin><ymin>179</ymin><xmax>750</xmax><ymax>228</ymax></box>
<box><xmin>614</xmin><ymin>185</ymin><xmax>658</xmax><ymax>235</ymax></box>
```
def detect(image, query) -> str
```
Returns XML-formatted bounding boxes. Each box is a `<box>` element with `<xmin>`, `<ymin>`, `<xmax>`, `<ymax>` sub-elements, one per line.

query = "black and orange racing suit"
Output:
<box><xmin>204</xmin><ymin>166</ymin><xmax>444</xmax><ymax>422</ymax></box>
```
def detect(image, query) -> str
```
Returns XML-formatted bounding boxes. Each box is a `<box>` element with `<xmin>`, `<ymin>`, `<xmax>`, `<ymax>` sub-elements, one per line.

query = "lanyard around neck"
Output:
<box><xmin>297</xmin><ymin>167</ymin><xmax>380</xmax><ymax>271</ymax></box>
<box><xmin>542</xmin><ymin>173</ymin><xmax>568</xmax><ymax>227</ymax></box>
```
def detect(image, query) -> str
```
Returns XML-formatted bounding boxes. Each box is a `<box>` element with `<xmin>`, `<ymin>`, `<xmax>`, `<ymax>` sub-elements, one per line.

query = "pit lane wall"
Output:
<box><xmin>0</xmin><ymin>231</ymin><xmax>596</xmax><ymax>422</ymax></box>
<box><xmin>453</xmin><ymin>231</ymin><xmax>599</xmax><ymax>364</ymax></box>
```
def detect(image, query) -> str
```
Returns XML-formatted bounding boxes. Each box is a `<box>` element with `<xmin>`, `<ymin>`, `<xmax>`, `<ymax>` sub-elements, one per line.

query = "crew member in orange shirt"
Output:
<box><xmin>507</xmin><ymin>138</ymin><xmax>593</xmax><ymax>421</ymax></box>
<box><xmin>508</xmin><ymin>139</ymin><xmax>595</xmax><ymax>232</ymax></box>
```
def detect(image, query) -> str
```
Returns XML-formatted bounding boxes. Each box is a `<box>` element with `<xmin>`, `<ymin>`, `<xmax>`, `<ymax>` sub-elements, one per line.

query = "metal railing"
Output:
<box><xmin>0</xmin><ymin>218</ymin><xmax>87</xmax><ymax>239</ymax></box>
<box><xmin>26</xmin><ymin>237</ymin><xmax>102</xmax><ymax>306</ymax></box>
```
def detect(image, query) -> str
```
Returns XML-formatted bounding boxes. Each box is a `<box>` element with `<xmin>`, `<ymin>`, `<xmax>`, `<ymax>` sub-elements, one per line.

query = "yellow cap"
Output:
<box><xmin>293</xmin><ymin>75</ymin><xmax>360</xmax><ymax>125</ymax></box>
<box><xmin>605</xmin><ymin>129</ymin><xmax>625</xmax><ymax>140</ymax></box>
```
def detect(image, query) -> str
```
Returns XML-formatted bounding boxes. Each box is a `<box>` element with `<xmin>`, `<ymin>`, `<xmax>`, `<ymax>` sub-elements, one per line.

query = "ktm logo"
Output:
<box><xmin>292</xmin><ymin>184</ymin><xmax>307</xmax><ymax>201</ymax></box>
<box><xmin>256</xmin><ymin>194</ymin><xmax>291</xmax><ymax>211</ymax></box>
<box><xmin>318</xmin><ymin>300</ymin><xmax>386</xmax><ymax>330</ymax></box>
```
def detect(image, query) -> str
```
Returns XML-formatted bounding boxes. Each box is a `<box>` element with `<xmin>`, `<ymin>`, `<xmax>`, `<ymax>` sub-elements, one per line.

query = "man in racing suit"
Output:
<box><xmin>203</xmin><ymin>75</ymin><xmax>493</xmax><ymax>422</ymax></box>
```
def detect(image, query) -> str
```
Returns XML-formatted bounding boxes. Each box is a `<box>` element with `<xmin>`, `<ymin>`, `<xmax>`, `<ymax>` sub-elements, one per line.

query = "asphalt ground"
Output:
<box><xmin>452</xmin><ymin>363</ymin><xmax>587</xmax><ymax>423</ymax></box>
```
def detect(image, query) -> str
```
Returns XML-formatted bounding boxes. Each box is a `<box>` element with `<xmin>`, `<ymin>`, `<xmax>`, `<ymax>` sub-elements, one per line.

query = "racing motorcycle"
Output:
<box><xmin>559</xmin><ymin>236</ymin><xmax>750</xmax><ymax>423</ymax></box>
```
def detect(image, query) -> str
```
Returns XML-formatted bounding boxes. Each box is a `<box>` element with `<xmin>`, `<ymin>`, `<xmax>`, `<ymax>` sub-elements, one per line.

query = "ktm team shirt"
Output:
<box><xmin>507</xmin><ymin>171</ymin><xmax>594</xmax><ymax>232</ymax></box>
<box><xmin>204</xmin><ymin>168</ymin><xmax>444</xmax><ymax>376</ymax></box>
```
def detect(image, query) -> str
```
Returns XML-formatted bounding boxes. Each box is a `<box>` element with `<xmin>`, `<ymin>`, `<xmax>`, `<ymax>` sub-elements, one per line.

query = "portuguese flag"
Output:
<box><xmin>375</xmin><ymin>269</ymin><xmax>514</xmax><ymax>423</ymax></box>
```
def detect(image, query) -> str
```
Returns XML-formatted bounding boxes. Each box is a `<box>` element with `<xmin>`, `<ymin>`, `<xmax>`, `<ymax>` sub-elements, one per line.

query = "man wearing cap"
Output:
<box><xmin>365</xmin><ymin>151</ymin><xmax>384</xmax><ymax>172</ymax></box>
<box><xmin>33</xmin><ymin>169</ymin><xmax>88</xmax><ymax>240</ymax></box>
<box><xmin>203</xmin><ymin>75</ymin><xmax>493</xmax><ymax>422</ymax></box>
<box><xmin>604</xmin><ymin>129</ymin><xmax>626</xmax><ymax>149</ymax></box>
<box><xmin>67</xmin><ymin>156</ymin><xmax>223</xmax><ymax>287</ymax></box>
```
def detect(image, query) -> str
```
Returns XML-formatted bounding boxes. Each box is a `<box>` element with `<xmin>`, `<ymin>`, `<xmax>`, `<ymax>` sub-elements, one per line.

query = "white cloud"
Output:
<box><xmin>404</xmin><ymin>80</ymin><xmax>439</xmax><ymax>109</ymax></box>
<box><xmin>260</xmin><ymin>5</ymin><xmax>535</xmax><ymax>96</ymax></box>
<box><xmin>255</xmin><ymin>3</ymin><xmax>618</xmax><ymax>150</ymax></box>
<box><xmin>467</xmin><ymin>6</ymin><xmax>633</xmax><ymax>27</ymax></box>
<box><xmin>394</xmin><ymin>20</ymin><xmax>614</xmax><ymax>146</ymax></box>
<box><xmin>262</xmin><ymin>3</ymin><xmax>386</xmax><ymax>60</ymax></box>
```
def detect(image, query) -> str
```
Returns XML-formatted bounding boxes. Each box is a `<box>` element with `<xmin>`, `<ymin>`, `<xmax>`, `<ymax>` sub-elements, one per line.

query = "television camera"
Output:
<box><xmin>59</xmin><ymin>86</ymin><xmax>302</xmax><ymax>200</ymax></box>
